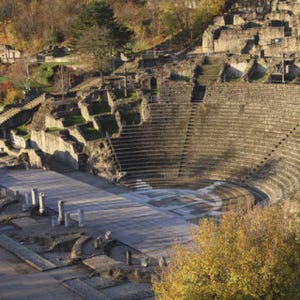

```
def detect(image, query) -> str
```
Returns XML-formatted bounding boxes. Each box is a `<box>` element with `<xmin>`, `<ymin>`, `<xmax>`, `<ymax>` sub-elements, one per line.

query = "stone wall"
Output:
<box><xmin>202</xmin><ymin>0</ymin><xmax>300</xmax><ymax>56</ymax></box>
<box><xmin>204</xmin><ymin>82</ymin><xmax>300</xmax><ymax>105</ymax></box>
<box><xmin>9</xmin><ymin>130</ymin><xmax>29</xmax><ymax>149</ymax></box>
<box><xmin>158</xmin><ymin>80</ymin><xmax>194</xmax><ymax>104</ymax></box>
<box><xmin>258</xmin><ymin>26</ymin><xmax>285</xmax><ymax>46</ymax></box>
<box><xmin>214</xmin><ymin>27</ymin><xmax>258</xmax><ymax>54</ymax></box>
<box><xmin>31</xmin><ymin>130</ymin><xmax>80</xmax><ymax>169</ymax></box>
<box><xmin>45</xmin><ymin>115</ymin><xmax>64</xmax><ymax>129</ymax></box>
<box><xmin>107</xmin><ymin>90</ymin><xmax>117</xmax><ymax>112</ymax></box>
<box><xmin>78</xmin><ymin>100</ymin><xmax>91</xmax><ymax>122</ymax></box>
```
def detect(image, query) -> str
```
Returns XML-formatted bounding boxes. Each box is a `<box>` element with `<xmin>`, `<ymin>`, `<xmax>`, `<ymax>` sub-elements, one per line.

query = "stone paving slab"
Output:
<box><xmin>0</xmin><ymin>169</ymin><xmax>197</xmax><ymax>258</ymax></box>
<box><xmin>101</xmin><ymin>282</ymin><xmax>154</xmax><ymax>300</ymax></box>
<box><xmin>83</xmin><ymin>255</ymin><xmax>123</xmax><ymax>273</ymax></box>
<box><xmin>63</xmin><ymin>278</ymin><xmax>111</xmax><ymax>300</ymax></box>
<box><xmin>46</xmin><ymin>265</ymin><xmax>90</xmax><ymax>281</ymax></box>
<box><xmin>0</xmin><ymin>234</ymin><xmax>57</xmax><ymax>271</ymax></box>
<box><xmin>0</xmin><ymin>272</ymin><xmax>83</xmax><ymax>300</ymax></box>
<box><xmin>83</xmin><ymin>277</ymin><xmax>117</xmax><ymax>289</ymax></box>
<box><xmin>11</xmin><ymin>217</ymin><xmax>38</xmax><ymax>228</ymax></box>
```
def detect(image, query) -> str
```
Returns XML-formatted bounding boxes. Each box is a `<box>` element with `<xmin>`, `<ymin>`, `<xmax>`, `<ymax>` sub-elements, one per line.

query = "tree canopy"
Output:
<box><xmin>153</xmin><ymin>205</ymin><xmax>300</xmax><ymax>300</ymax></box>
<box><xmin>71</xmin><ymin>1</ymin><xmax>132</xmax><ymax>76</ymax></box>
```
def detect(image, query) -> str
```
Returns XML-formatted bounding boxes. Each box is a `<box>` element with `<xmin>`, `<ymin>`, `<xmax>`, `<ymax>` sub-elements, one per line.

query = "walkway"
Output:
<box><xmin>0</xmin><ymin>169</ymin><xmax>196</xmax><ymax>258</ymax></box>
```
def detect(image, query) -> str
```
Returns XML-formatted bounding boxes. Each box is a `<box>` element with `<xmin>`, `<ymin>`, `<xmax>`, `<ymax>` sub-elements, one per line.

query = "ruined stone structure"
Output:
<box><xmin>0</xmin><ymin>44</ymin><xmax>21</xmax><ymax>64</ymax></box>
<box><xmin>203</xmin><ymin>0</ymin><xmax>300</xmax><ymax>57</ymax></box>
<box><xmin>0</xmin><ymin>50</ymin><xmax>299</xmax><ymax>210</ymax></box>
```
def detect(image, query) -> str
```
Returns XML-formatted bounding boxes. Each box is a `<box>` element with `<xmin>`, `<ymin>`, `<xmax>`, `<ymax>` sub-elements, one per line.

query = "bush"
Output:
<box><xmin>153</xmin><ymin>205</ymin><xmax>300</xmax><ymax>300</ymax></box>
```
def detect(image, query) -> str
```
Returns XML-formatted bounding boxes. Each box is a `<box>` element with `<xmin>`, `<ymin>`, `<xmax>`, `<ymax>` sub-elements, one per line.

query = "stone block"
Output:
<box><xmin>83</xmin><ymin>255</ymin><xmax>122</xmax><ymax>273</ymax></box>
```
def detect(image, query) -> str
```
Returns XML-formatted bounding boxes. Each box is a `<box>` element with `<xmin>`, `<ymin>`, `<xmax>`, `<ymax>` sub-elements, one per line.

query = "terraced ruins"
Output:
<box><xmin>0</xmin><ymin>51</ymin><xmax>300</xmax><ymax>218</ymax></box>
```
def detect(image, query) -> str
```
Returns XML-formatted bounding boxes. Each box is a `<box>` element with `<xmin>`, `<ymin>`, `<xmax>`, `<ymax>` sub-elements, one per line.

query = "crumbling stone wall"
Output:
<box><xmin>31</xmin><ymin>130</ymin><xmax>81</xmax><ymax>169</ymax></box>
<box><xmin>202</xmin><ymin>0</ymin><xmax>300</xmax><ymax>56</ymax></box>
<box><xmin>214</xmin><ymin>27</ymin><xmax>258</xmax><ymax>54</ymax></box>
<box><xmin>158</xmin><ymin>80</ymin><xmax>194</xmax><ymax>103</ymax></box>
<box><xmin>45</xmin><ymin>115</ymin><xmax>64</xmax><ymax>129</ymax></box>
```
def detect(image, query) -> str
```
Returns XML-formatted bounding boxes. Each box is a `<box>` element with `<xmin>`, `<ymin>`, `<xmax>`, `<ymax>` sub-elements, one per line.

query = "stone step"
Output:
<box><xmin>0</xmin><ymin>234</ymin><xmax>57</xmax><ymax>271</ymax></box>
<box><xmin>63</xmin><ymin>278</ymin><xmax>111</xmax><ymax>300</ymax></box>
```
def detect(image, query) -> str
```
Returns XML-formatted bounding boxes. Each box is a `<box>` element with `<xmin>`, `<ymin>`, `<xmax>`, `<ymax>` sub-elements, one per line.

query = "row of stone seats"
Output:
<box><xmin>111</xmin><ymin>83</ymin><xmax>300</xmax><ymax>203</ymax></box>
<box><xmin>178</xmin><ymin>92</ymin><xmax>300</xmax><ymax>187</ymax></box>
<box><xmin>249</xmin><ymin>129</ymin><xmax>300</xmax><ymax>203</ymax></box>
<box><xmin>111</xmin><ymin>100</ymin><xmax>194</xmax><ymax>181</ymax></box>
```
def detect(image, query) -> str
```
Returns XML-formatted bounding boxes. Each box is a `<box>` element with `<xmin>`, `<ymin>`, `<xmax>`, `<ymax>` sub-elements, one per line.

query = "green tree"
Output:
<box><xmin>71</xmin><ymin>1</ymin><xmax>132</xmax><ymax>77</ymax></box>
<box><xmin>153</xmin><ymin>205</ymin><xmax>300</xmax><ymax>300</ymax></box>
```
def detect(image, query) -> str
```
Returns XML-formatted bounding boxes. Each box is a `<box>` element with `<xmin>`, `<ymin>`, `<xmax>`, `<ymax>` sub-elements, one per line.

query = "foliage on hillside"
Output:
<box><xmin>0</xmin><ymin>0</ymin><xmax>234</xmax><ymax>52</ymax></box>
<box><xmin>0</xmin><ymin>0</ymin><xmax>92</xmax><ymax>50</ymax></box>
<box><xmin>0</xmin><ymin>0</ymin><xmax>238</xmax><ymax>101</ymax></box>
<box><xmin>71</xmin><ymin>1</ymin><xmax>132</xmax><ymax>76</ymax></box>
<box><xmin>153</xmin><ymin>205</ymin><xmax>300</xmax><ymax>300</ymax></box>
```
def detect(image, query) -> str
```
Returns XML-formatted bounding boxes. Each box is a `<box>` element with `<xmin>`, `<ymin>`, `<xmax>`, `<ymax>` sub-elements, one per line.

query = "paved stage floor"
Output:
<box><xmin>0</xmin><ymin>168</ymin><xmax>197</xmax><ymax>258</ymax></box>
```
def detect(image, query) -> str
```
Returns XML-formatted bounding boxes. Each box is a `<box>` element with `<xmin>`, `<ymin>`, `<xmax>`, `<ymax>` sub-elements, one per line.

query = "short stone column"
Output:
<box><xmin>31</xmin><ymin>188</ymin><xmax>38</xmax><ymax>206</ymax></box>
<box><xmin>24</xmin><ymin>193</ymin><xmax>31</xmax><ymax>207</ymax></box>
<box><xmin>38</xmin><ymin>192</ymin><xmax>45</xmax><ymax>215</ymax></box>
<box><xmin>126</xmin><ymin>250</ymin><xmax>132</xmax><ymax>266</ymax></box>
<box><xmin>64</xmin><ymin>212</ymin><xmax>71</xmax><ymax>228</ymax></box>
<box><xmin>94</xmin><ymin>236</ymin><xmax>103</xmax><ymax>249</ymax></box>
<box><xmin>105</xmin><ymin>231</ymin><xmax>111</xmax><ymax>240</ymax></box>
<box><xmin>78</xmin><ymin>209</ymin><xmax>85</xmax><ymax>227</ymax></box>
<box><xmin>57</xmin><ymin>200</ymin><xmax>64</xmax><ymax>224</ymax></box>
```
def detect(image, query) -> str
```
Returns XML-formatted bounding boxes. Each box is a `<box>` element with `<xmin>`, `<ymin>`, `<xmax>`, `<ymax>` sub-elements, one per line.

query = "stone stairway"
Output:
<box><xmin>178</xmin><ymin>104</ymin><xmax>199</xmax><ymax>177</ymax></box>
<box><xmin>197</xmin><ymin>56</ymin><xmax>224</xmax><ymax>86</ymax></box>
<box><xmin>0</xmin><ymin>93</ymin><xmax>47</xmax><ymax>127</ymax></box>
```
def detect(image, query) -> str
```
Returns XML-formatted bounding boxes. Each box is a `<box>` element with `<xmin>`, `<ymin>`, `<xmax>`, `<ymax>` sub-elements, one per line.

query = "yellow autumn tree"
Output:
<box><xmin>153</xmin><ymin>205</ymin><xmax>300</xmax><ymax>300</ymax></box>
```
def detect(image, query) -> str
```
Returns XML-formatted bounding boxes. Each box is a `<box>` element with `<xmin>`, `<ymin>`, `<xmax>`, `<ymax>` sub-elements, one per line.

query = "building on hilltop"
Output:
<box><xmin>0</xmin><ymin>44</ymin><xmax>21</xmax><ymax>64</ymax></box>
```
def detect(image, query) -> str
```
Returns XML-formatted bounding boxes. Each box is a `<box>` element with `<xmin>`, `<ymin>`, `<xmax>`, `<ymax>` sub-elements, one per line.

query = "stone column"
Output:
<box><xmin>94</xmin><ymin>236</ymin><xmax>102</xmax><ymax>249</ymax></box>
<box><xmin>31</xmin><ymin>188</ymin><xmax>38</xmax><ymax>206</ymax></box>
<box><xmin>64</xmin><ymin>212</ymin><xmax>71</xmax><ymax>228</ymax></box>
<box><xmin>105</xmin><ymin>231</ymin><xmax>111</xmax><ymax>240</ymax></box>
<box><xmin>24</xmin><ymin>193</ymin><xmax>31</xmax><ymax>206</ymax></box>
<box><xmin>58</xmin><ymin>200</ymin><xmax>64</xmax><ymax>224</ymax></box>
<box><xmin>126</xmin><ymin>250</ymin><xmax>132</xmax><ymax>266</ymax></box>
<box><xmin>78</xmin><ymin>209</ymin><xmax>85</xmax><ymax>227</ymax></box>
<box><xmin>39</xmin><ymin>192</ymin><xmax>45</xmax><ymax>215</ymax></box>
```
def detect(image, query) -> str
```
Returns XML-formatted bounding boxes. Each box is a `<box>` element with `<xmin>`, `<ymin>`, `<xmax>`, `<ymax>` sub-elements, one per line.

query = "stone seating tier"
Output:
<box><xmin>111</xmin><ymin>83</ymin><xmax>300</xmax><ymax>203</ymax></box>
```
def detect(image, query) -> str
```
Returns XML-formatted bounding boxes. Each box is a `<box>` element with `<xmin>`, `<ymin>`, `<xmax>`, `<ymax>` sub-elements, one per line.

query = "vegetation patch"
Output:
<box><xmin>31</xmin><ymin>63</ymin><xmax>57</xmax><ymax>88</ymax></box>
<box><xmin>0</xmin><ymin>76</ymin><xmax>10</xmax><ymax>83</ymax></box>
<box><xmin>16</xmin><ymin>123</ymin><xmax>30</xmax><ymax>138</ymax></box>
<box><xmin>81</xmin><ymin>125</ymin><xmax>103</xmax><ymax>141</ymax></box>
<box><xmin>63</xmin><ymin>114</ymin><xmax>85</xmax><ymax>127</ymax></box>
<box><xmin>45</xmin><ymin>127</ymin><xmax>62</xmax><ymax>132</ymax></box>
<box><xmin>123</xmin><ymin>91</ymin><xmax>138</xmax><ymax>100</ymax></box>
<box><xmin>150</xmin><ymin>88</ymin><xmax>158</xmax><ymax>96</ymax></box>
